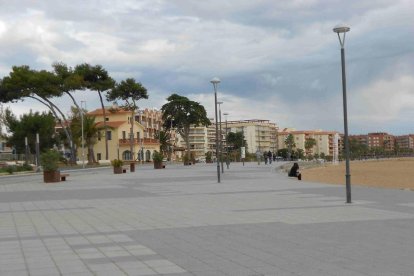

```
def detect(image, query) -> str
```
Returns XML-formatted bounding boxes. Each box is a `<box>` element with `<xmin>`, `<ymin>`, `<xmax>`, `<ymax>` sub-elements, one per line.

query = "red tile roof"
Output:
<box><xmin>88</xmin><ymin>108</ymin><xmax>131</xmax><ymax>116</ymax></box>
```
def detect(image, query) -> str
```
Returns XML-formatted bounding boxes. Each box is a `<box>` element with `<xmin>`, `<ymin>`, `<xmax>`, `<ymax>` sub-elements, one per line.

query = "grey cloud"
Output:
<box><xmin>0</xmin><ymin>0</ymin><xmax>413</xmax><ymax>134</ymax></box>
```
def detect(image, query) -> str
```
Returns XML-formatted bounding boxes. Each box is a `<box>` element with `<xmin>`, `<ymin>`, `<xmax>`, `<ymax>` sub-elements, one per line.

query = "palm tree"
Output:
<box><xmin>154</xmin><ymin>130</ymin><xmax>171</xmax><ymax>157</ymax></box>
<box><xmin>72</xmin><ymin>115</ymin><xmax>105</xmax><ymax>164</ymax></box>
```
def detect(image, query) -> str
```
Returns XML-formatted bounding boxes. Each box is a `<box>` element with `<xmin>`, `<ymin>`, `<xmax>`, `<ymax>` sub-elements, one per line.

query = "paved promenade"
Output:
<box><xmin>1</xmin><ymin>162</ymin><xmax>413</xmax><ymax>276</ymax></box>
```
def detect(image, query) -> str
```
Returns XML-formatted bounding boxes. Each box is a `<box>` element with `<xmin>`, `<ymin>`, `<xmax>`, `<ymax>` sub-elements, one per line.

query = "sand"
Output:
<box><xmin>301</xmin><ymin>158</ymin><xmax>414</xmax><ymax>190</ymax></box>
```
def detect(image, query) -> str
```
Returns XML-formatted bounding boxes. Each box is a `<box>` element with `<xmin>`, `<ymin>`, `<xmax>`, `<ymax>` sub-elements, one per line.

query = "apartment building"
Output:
<box><xmin>394</xmin><ymin>134</ymin><xmax>414</xmax><ymax>150</ymax></box>
<box><xmin>84</xmin><ymin>107</ymin><xmax>161</xmax><ymax>162</ymax></box>
<box><xmin>278</xmin><ymin>129</ymin><xmax>340</xmax><ymax>158</ymax></box>
<box><xmin>349</xmin><ymin>132</ymin><xmax>395</xmax><ymax>151</ymax></box>
<box><xmin>174</xmin><ymin>119</ymin><xmax>278</xmax><ymax>160</ymax></box>
<box><xmin>220</xmin><ymin>120</ymin><xmax>278</xmax><ymax>154</ymax></box>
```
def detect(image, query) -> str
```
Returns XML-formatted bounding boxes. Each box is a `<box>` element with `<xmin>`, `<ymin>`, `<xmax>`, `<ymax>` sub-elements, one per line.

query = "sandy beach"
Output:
<box><xmin>301</xmin><ymin>158</ymin><xmax>414</xmax><ymax>190</ymax></box>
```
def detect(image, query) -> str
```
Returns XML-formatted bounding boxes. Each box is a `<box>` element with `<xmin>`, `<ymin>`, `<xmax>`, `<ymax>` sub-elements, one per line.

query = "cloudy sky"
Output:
<box><xmin>1</xmin><ymin>0</ymin><xmax>413</xmax><ymax>135</ymax></box>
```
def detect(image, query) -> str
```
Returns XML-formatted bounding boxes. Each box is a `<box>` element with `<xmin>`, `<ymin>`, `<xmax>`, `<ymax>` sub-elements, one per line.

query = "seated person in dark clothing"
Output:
<box><xmin>288</xmin><ymin>162</ymin><xmax>301</xmax><ymax>180</ymax></box>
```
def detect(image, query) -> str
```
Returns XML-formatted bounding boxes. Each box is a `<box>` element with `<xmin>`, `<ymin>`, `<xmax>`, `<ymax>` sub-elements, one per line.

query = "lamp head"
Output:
<box><xmin>223</xmin><ymin>112</ymin><xmax>229</xmax><ymax>116</ymax></box>
<box><xmin>217</xmin><ymin>101</ymin><xmax>223</xmax><ymax>105</ymax></box>
<box><xmin>210</xmin><ymin>77</ymin><xmax>221</xmax><ymax>84</ymax></box>
<box><xmin>333</xmin><ymin>24</ymin><xmax>350</xmax><ymax>33</ymax></box>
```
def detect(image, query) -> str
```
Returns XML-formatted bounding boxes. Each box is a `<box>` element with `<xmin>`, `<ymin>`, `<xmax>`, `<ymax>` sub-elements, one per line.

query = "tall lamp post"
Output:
<box><xmin>217</xmin><ymin>101</ymin><xmax>224</xmax><ymax>173</ymax></box>
<box><xmin>333</xmin><ymin>24</ymin><xmax>352</xmax><ymax>204</ymax></box>
<box><xmin>223</xmin><ymin>112</ymin><xmax>229</xmax><ymax>169</ymax></box>
<box><xmin>211</xmin><ymin>77</ymin><xmax>221</xmax><ymax>183</ymax></box>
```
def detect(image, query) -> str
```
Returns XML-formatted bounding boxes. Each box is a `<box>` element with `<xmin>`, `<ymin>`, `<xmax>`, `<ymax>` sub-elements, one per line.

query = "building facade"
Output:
<box><xmin>393</xmin><ymin>134</ymin><xmax>414</xmax><ymax>150</ymax></box>
<box><xmin>82</xmin><ymin>107</ymin><xmax>161</xmax><ymax>162</ymax></box>
<box><xmin>277</xmin><ymin>129</ymin><xmax>340</xmax><ymax>158</ymax></box>
<box><xmin>220</xmin><ymin>120</ymin><xmax>278</xmax><ymax>154</ymax></box>
<box><xmin>349</xmin><ymin>132</ymin><xmax>395</xmax><ymax>151</ymax></box>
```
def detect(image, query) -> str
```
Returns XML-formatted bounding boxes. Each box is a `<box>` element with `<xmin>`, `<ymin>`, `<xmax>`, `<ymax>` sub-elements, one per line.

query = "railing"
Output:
<box><xmin>118</xmin><ymin>138</ymin><xmax>160</xmax><ymax>145</ymax></box>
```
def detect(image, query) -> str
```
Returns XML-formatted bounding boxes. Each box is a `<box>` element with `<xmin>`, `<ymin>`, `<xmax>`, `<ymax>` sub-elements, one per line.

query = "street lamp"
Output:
<box><xmin>223</xmin><ymin>112</ymin><xmax>229</xmax><ymax>169</ymax></box>
<box><xmin>211</xmin><ymin>77</ymin><xmax>221</xmax><ymax>183</ymax></box>
<box><xmin>81</xmin><ymin>101</ymin><xmax>86</xmax><ymax>169</ymax></box>
<box><xmin>217</xmin><ymin>101</ymin><xmax>224</xmax><ymax>173</ymax></box>
<box><xmin>333</xmin><ymin>24</ymin><xmax>352</xmax><ymax>204</ymax></box>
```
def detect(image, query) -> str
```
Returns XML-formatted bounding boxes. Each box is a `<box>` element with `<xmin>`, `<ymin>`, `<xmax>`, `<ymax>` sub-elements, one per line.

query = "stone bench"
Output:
<box><xmin>98</xmin><ymin>160</ymin><xmax>111</xmax><ymax>165</ymax></box>
<box><xmin>60</xmin><ymin>173</ymin><xmax>70</xmax><ymax>181</ymax></box>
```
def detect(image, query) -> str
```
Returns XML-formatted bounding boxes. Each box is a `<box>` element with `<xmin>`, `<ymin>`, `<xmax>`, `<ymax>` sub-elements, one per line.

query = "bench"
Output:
<box><xmin>98</xmin><ymin>160</ymin><xmax>111</xmax><ymax>166</ymax></box>
<box><xmin>60</xmin><ymin>173</ymin><xmax>70</xmax><ymax>181</ymax></box>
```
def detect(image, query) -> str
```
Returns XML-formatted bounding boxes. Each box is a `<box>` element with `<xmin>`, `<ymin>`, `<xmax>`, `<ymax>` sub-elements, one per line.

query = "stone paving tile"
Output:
<box><xmin>1</xmin><ymin>163</ymin><xmax>414</xmax><ymax>275</ymax></box>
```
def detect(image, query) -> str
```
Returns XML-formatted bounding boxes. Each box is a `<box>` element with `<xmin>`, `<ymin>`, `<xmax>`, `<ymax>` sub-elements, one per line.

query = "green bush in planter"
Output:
<box><xmin>40</xmin><ymin>150</ymin><xmax>61</xmax><ymax>172</ymax></box>
<box><xmin>111</xmin><ymin>159</ymin><xmax>123</xmax><ymax>167</ymax></box>
<box><xmin>152</xmin><ymin>151</ymin><xmax>164</xmax><ymax>163</ymax></box>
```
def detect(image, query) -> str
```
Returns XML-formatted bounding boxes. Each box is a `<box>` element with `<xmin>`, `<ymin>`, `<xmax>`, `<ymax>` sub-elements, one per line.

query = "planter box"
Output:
<box><xmin>43</xmin><ymin>171</ymin><xmax>61</xmax><ymax>183</ymax></box>
<box><xmin>154</xmin><ymin>162</ymin><xmax>165</xmax><ymax>169</ymax></box>
<box><xmin>113</xmin><ymin>167</ymin><xmax>123</xmax><ymax>174</ymax></box>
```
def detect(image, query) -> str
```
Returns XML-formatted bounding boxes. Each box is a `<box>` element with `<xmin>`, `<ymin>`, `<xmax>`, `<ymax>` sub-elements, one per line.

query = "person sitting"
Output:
<box><xmin>288</xmin><ymin>162</ymin><xmax>302</xmax><ymax>180</ymax></box>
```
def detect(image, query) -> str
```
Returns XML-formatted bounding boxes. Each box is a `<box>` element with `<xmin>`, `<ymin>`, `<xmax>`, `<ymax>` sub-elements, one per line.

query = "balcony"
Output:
<box><xmin>118</xmin><ymin>138</ymin><xmax>159</xmax><ymax>146</ymax></box>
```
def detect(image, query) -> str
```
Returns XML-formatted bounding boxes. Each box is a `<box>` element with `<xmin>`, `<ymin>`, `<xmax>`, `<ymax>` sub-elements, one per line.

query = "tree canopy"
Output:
<box><xmin>75</xmin><ymin>63</ymin><xmax>115</xmax><ymax>160</ymax></box>
<box><xmin>226</xmin><ymin>131</ymin><xmax>246</xmax><ymax>151</ymax></box>
<box><xmin>3</xmin><ymin>109</ymin><xmax>57</xmax><ymax>154</ymax></box>
<box><xmin>107</xmin><ymin>78</ymin><xmax>148</xmax><ymax>109</ymax></box>
<box><xmin>161</xmin><ymin>94</ymin><xmax>210</xmax><ymax>162</ymax></box>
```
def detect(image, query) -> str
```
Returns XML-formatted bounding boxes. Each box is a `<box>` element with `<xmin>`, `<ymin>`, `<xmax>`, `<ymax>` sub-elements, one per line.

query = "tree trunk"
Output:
<box><xmin>183</xmin><ymin>127</ymin><xmax>191</xmax><ymax>164</ymax></box>
<box><xmin>42</xmin><ymin>97</ymin><xmax>77</xmax><ymax>164</ymax></box>
<box><xmin>28</xmin><ymin>96</ymin><xmax>76</xmax><ymax>163</ymax></box>
<box><xmin>97</xmin><ymin>91</ymin><xmax>109</xmax><ymax>160</ymax></box>
<box><xmin>130</xmin><ymin>110</ymin><xmax>134</xmax><ymax>161</ymax></box>
<box><xmin>87</xmin><ymin>146</ymin><xmax>95</xmax><ymax>164</ymax></box>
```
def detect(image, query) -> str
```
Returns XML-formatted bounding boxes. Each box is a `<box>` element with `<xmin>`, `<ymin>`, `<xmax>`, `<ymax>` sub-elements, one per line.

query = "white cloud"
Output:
<box><xmin>352</xmin><ymin>74</ymin><xmax>414</xmax><ymax>122</ymax></box>
<box><xmin>0</xmin><ymin>0</ymin><xmax>413</xmax><ymax>135</ymax></box>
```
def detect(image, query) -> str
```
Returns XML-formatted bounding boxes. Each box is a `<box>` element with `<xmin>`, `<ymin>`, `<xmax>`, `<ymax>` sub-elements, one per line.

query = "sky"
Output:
<box><xmin>0</xmin><ymin>0</ymin><xmax>413</xmax><ymax>135</ymax></box>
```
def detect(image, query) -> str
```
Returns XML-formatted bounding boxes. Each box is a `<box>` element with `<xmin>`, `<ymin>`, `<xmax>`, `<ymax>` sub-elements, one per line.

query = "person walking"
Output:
<box><xmin>267</xmin><ymin>151</ymin><xmax>272</xmax><ymax>164</ymax></box>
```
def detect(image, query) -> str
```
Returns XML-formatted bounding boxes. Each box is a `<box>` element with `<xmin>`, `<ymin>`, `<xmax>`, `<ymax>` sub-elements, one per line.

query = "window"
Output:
<box><xmin>98</xmin><ymin>131</ymin><xmax>101</xmax><ymax>141</ymax></box>
<box><xmin>137</xmin><ymin>132</ymin><xmax>139</xmax><ymax>140</ymax></box>
<box><xmin>105</xmin><ymin>117</ymin><xmax>109</xmax><ymax>121</ymax></box>
<box><xmin>122</xmin><ymin>131</ymin><xmax>126</xmax><ymax>140</ymax></box>
<box><xmin>137</xmin><ymin>132</ymin><xmax>141</xmax><ymax>140</ymax></box>
<box><xmin>97</xmin><ymin>153</ymin><xmax>101</xmax><ymax>160</ymax></box>
<box><xmin>106</xmin><ymin>131</ymin><xmax>112</xmax><ymax>140</ymax></box>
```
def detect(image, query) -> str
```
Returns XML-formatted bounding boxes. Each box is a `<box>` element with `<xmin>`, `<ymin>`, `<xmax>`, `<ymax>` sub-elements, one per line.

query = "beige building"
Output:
<box><xmin>82</xmin><ymin>107</ymin><xmax>161</xmax><ymax>162</ymax></box>
<box><xmin>175</xmin><ymin>119</ymin><xmax>279</xmax><ymax>160</ymax></box>
<box><xmin>222</xmin><ymin>120</ymin><xmax>278</xmax><ymax>154</ymax></box>
<box><xmin>277</xmin><ymin>129</ymin><xmax>340</xmax><ymax>158</ymax></box>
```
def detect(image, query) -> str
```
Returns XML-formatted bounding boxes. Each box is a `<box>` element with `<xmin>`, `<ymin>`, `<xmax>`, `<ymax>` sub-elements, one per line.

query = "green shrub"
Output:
<box><xmin>205</xmin><ymin>151</ymin><xmax>212</xmax><ymax>162</ymax></box>
<box><xmin>111</xmin><ymin>159</ymin><xmax>123</xmax><ymax>167</ymax></box>
<box><xmin>152</xmin><ymin>151</ymin><xmax>164</xmax><ymax>163</ymax></box>
<box><xmin>40</xmin><ymin>150</ymin><xmax>61</xmax><ymax>172</ymax></box>
<box><xmin>17</xmin><ymin>163</ymin><xmax>33</xmax><ymax>172</ymax></box>
<box><xmin>5</xmin><ymin>166</ymin><xmax>16</xmax><ymax>174</ymax></box>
